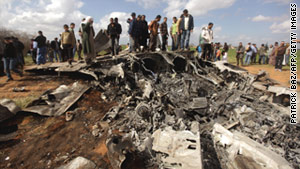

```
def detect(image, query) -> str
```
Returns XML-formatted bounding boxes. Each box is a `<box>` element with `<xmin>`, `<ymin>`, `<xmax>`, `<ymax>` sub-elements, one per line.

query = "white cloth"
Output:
<box><xmin>184</xmin><ymin>16</ymin><xmax>189</xmax><ymax>30</ymax></box>
<box><xmin>222</xmin><ymin>52</ymin><xmax>228</xmax><ymax>62</ymax></box>
<box><xmin>201</xmin><ymin>26</ymin><xmax>213</xmax><ymax>44</ymax></box>
<box><xmin>33</xmin><ymin>41</ymin><xmax>38</xmax><ymax>49</ymax></box>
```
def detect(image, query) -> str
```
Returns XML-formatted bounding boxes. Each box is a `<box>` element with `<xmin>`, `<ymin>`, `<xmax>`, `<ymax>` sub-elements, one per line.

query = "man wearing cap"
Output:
<box><xmin>35</xmin><ymin>31</ymin><xmax>47</xmax><ymax>65</ymax></box>
<box><xmin>179</xmin><ymin>9</ymin><xmax>194</xmax><ymax>51</ymax></box>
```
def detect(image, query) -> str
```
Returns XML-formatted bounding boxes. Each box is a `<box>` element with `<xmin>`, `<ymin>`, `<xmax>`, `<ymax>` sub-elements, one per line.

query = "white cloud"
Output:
<box><xmin>0</xmin><ymin>0</ymin><xmax>86</xmax><ymax>40</ymax></box>
<box><xmin>269</xmin><ymin>20</ymin><xmax>290</xmax><ymax>33</ymax></box>
<box><xmin>251</xmin><ymin>15</ymin><xmax>273</xmax><ymax>22</ymax></box>
<box><xmin>125</xmin><ymin>0</ymin><xmax>161</xmax><ymax>9</ymax></box>
<box><xmin>184</xmin><ymin>0</ymin><xmax>235</xmax><ymax>17</ymax></box>
<box><xmin>250</xmin><ymin>14</ymin><xmax>288</xmax><ymax>22</ymax></box>
<box><xmin>127</xmin><ymin>0</ymin><xmax>236</xmax><ymax>18</ymax></box>
<box><xmin>262</xmin><ymin>0</ymin><xmax>293</xmax><ymax>5</ymax></box>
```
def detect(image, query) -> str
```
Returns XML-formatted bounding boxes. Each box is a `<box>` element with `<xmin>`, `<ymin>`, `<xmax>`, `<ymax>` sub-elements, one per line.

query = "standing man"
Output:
<box><xmin>267</xmin><ymin>44</ymin><xmax>273</xmax><ymax>64</ymax></box>
<box><xmin>30</xmin><ymin>39</ymin><xmax>37</xmax><ymax>64</ymax></box>
<box><xmin>35</xmin><ymin>31</ymin><xmax>47</xmax><ymax>65</ymax></box>
<box><xmin>13</xmin><ymin>37</ymin><xmax>25</xmax><ymax>69</ymax></box>
<box><xmin>3</xmin><ymin>37</ymin><xmax>23</xmax><ymax>82</ymax></box>
<box><xmin>179</xmin><ymin>9</ymin><xmax>194</xmax><ymax>51</ymax></box>
<box><xmin>70</xmin><ymin>23</ymin><xmax>76</xmax><ymax>60</ymax></box>
<box><xmin>200</xmin><ymin>22</ymin><xmax>214</xmax><ymax>60</ymax></box>
<box><xmin>0</xmin><ymin>38</ymin><xmax>4</xmax><ymax>76</ymax></box>
<box><xmin>140</xmin><ymin>15</ymin><xmax>149</xmax><ymax>51</ymax></box>
<box><xmin>128</xmin><ymin>12</ymin><xmax>138</xmax><ymax>53</ymax></box>
<box><xmin>115</xmin><ymin>18</ymin><xmax>122</xmax><ymax>55</ymax></box>
<box><xmin>76</xmin><ymin>39</ymin><xmax>83</xmax><ymax>60</ymax></box>
<box><xmin>81</xmin><ymin>16</ymin><xmax>95</xmax><ymax>64</ymax></box>
<box><xmin>170</xmin><ymin>17</ymin><xmax>178</xmax><ymax>51</ymax></box>
<box><xmin>160</xmin><ymin>17</ymin><xmax>169</xmax><ymax>51</ymax></box>
<box><xmin>244</xmin><ymin>43</ymin><xmax>254</xmax><ymax>65</ymax></box>
<box><xmin>50</xmin><ymin>38</ymin><xmax>61</xmax><ymax>62</ymax></box>
<box><xmin>284</xmin><ymin>43</ymin><xmax>290</xmax><ymax>66</ymax></box>
<box><xmin>107</xmin><ymin>18</ymin><xmax>118</xmax><ymax>56</ymax></box>
<box><xmin>275</xmin><ymin>41</ymin><xmax>286</xmax><ymax>72</ymax></box>
<box><xmin>258</xmin><ymin>44</ymin><xmax>267</xmax><ymax>64</ymax></box>
<box><xmin>148</xmin><ymin>15</ymin><xmax>161</xmax><ymax>51</ymax></box>
<box><xmin>251</xmin><ymin>44</ymin><xmax>258</xmax><ymax>64</ymax></box>
<box><xmin>236</xmin><ymin>42</ymin><xmax>245</xmax><ymax>66</ymax></box>
<box><xmin>61</xmin><ymin>24</ymin><xmax>75</xmax><ymax>66</ymax></box>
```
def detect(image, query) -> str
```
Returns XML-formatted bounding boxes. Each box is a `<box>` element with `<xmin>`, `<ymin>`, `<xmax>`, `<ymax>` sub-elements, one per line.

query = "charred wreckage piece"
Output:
<box><xmin>5</xmin><ymin>50</ymin><xmax>300</xmax><ymax>169</ymax></box>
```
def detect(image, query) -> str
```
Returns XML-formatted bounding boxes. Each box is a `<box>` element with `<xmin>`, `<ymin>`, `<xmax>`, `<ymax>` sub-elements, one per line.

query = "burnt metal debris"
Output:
<box><xmin>11</xmin><ymin>50</ymin><xmax>300</xmax><ymax>168</ymax></box>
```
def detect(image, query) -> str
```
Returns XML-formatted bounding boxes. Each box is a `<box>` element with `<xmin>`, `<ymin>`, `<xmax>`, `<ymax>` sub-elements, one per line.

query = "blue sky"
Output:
<box><xmin>0</xmin><ymin>0</ymin><xmax>299</xmax><ymax>46</ymax></box>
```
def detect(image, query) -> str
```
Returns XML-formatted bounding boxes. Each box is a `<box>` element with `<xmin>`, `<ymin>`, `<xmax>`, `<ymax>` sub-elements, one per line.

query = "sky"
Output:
<box><xmin>0</xmin><ymin>0</ymin><xmax>299</xmax><ymax>46</ymax></box>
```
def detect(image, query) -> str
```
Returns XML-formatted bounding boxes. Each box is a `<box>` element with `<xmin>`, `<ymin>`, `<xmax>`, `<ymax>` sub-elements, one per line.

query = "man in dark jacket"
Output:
<box><xmin>13</xmin><ymin>37</ymin><xmax>25</xmax><ymax>69</ymax></box>
<box><xmin>115</xmin><ymin>17</ymin><xmax>122</xmax><ymax>55</ymax></box>
<box><xmin>128</xmin><ymin>12</ymin><xmax>138</xmax><ymax>52</ymax></box>
<box><xmin>50</xmin><ymin>37</ymin><xmax>61</xmax><ymax>62</ymax></box>
<box><xmin>35</xmin><ymin>31</ymin><xmax>47</xmax><ymax>65</ymax></box>
<box><xmin>3</xmin><ymin>37</ymin><xmax>23</xmax><ymax>82</ymax></box>
<box><xmin>0</xmin><ymin>39</ymin><xmax>4</xmax><ymax>76</ymax></box>
<box><xmin>180</xmin><ymin>9</ymin><xmax>194</xmax><ymax>50</ymax></box>
<box><xmin>107</xmin><ymin>18</ymin><xmax>118</xmax><ymax>56</ymax></box>
<box><xmin>275</xmin><ymin>41</ymin><xmax>287</xmax><ymax>72</ymax></box>
<box><xmin>140</xmin><ymin>15</ymin><xmax>149</xmax><ymax>51</ymax></box>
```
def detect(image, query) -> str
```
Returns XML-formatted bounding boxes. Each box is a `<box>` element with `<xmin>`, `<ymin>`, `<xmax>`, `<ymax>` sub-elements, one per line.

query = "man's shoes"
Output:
<box><xmin>19</xmin><ymin>72</ymin><xmax>23</xmax><ymax>77</ymax></box>
<box><xmin>6</xmin><ymin>78</ymin><xmax>13</xmax><ymax>82</ymax></box>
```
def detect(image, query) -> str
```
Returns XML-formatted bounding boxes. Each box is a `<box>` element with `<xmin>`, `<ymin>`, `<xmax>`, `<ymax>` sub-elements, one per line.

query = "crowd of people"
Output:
<box><xmin>125</xmin><ymin>9</ymin><xmax>194</xmax><ymax>53</ymax></box>
<box><xmin>199</xmin><ymin>40</ymin><xmax>291</xmax><ymax>72</ymax></box>
<box><xmin>0</xmin><ymin>9</ymin><xmax>295</xmax><ymax>82</ymax></box>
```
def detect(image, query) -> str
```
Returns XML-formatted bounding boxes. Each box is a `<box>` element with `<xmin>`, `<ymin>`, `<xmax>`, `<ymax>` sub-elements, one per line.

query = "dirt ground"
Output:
<box><xmin>241</xmin><ymin>64</ymin><xmax>300</xmax><ymax>91</ymax></box>
<box><xmin>0</xmin><ymin>63</ymin><xmax>298</xmax><ymax>169</ymax></box>
<box><xmin>0</xmin><ymin>89</ymin><xmax>117</xmax><ymax>169</ymax></box>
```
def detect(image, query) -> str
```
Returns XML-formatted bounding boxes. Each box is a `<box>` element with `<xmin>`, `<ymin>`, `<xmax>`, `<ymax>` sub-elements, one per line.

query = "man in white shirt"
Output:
<box><xmin>200</xmin><ymin>22</ymin><xmax>214</xmax><ymax>60</ymax></box>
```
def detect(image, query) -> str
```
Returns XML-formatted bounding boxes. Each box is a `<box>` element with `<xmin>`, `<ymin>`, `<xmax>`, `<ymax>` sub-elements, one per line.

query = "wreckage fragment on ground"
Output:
<box><xmin>5</xmin><ymin>50</ymin><xmax>300</xmax><ymax>169</ymax></box>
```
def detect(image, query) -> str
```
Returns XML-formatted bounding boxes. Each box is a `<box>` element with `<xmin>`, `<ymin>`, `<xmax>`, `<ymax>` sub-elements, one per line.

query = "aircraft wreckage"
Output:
<box><xmin>0</xmin><ymin>31</ymin><xmax>299</xmax><ymax>169</ymax></box>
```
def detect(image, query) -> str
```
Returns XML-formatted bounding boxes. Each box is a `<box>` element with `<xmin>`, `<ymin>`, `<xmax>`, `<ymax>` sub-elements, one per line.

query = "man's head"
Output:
<box><xmin>137</xmin><ymin>15</ymin><xmax>142</xmax><ymax>21</ymax></box>
<box><xmin>261</xmin><ymin>44</ymin><xmax>264</xmax><ymax>47</ymax></box>
<box><xmin>64</xmin><ymin>24</ymin><xmax>69</xmax><ymax>31</ymax></box>
<box><xmin>155</xmin><ymin>15</ymin><xmax>161</xmax><ymax>22</ymax></box>
<box><xmin>208</xmin><ymin>22</ymin><xmax>214</xmax><ymax>29</ymax></box>
<box><xmin>280</xmin><ymin>41</ymin><xmax>285</xmax><ymax>47</ymax></box>
<box><xmin>253</xmin><ymin>44</ymin><xmax>256</xmax><ymax>47</ymax></box>
<box><xmin>183</xmin><ymin>9</ymin><xmax>188</xmax><ymax>17</ymax></box>
<box><xmin>55</xmin><ymin>37</ymin><xmax>58</xmax><ymax>41</ymax></box>
<box><xmin>4</xmin><ymin>37</ymin><xmax>11</xmax><ymax>44</ymax></box>
<box><xmin>270</xmin><ymin>44</ymin><xmax>273</xmax><ymax>48</ymax></box>
<box><xmin>275</xmin><ymin>42</ymin><xmax>278</xmax><ymax>46</ymax></box>
<box><xmin>38</xmin><ymin>31</ymin><xmax>43</xmax><ymax>35</ymax></box>
<box><xmin>173</xmin><ymin>17</ymin><xmax>177</xmax><ymax>23</ymax></box>
<box><xmin>110</xmin><ymin>18</ymin><xmax>114</xmax><ymax>24</ymax></box>
<box><xmin>163</xmin><ymin>17</ymin><xmax>167</xmax><ymax>23</ymax></box>
<box><xmin>142</xmin><ymin>15</ymin><xmax>146</xmax><ymax>21</ymax></box>
<box><xmin>131</xmin><ymin>12</ymin><xmax>136</xmax><ymax>19</ymax></box>
<box><xmin>239</xmin><ymin>42</ymin><xmax>243</xmax><ymax>46</ymax></box>
<box><xmin>70</xmin><ymin>23</ymin><xmax>75</xmax><ymax>29</ymax></box>
<box><xmin>82</xmin><ymin>18</ymin><xmax>86</xmax><ymax>22</ymax></box>
<box><xmin>248</xmin><ymin>42</ymin><xmax>251</xmax><ymax>45</ymax></box>
<box><xmin>114</xmin><ymin>17</ymin><xmax>118</xmax><ymax>23</ymax></box>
